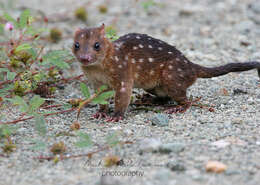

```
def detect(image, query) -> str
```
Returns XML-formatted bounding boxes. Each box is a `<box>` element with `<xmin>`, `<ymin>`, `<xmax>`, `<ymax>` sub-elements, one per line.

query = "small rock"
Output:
<box><xmin>231</xmin><ymin>118</ymin><xmax>243</xmax><ymax>124</ymax></box>
<box><xmin>248</xmin><ymin>1</ymin><xmax>260</xmax><ymax>13</ymax></box>
<box><xmin>139</xmin><ymin>138</ymin><xmax>161</xmax><ymax>153</ymax></box>
<box><xmin>158</xmin><ymin>143</ymin><xmax>185</xmax><ymax>154</ymax></box>
<box><xmin>154</xmin><ymin>168</ymin><xmax>172</xmax><ymax>182</ymax></box>
<box><xmin>150</xmin><ymin>113</ymin><xmax>169</xmax><ymax>127</ymax></box>
<box><xmin>248</xmin><ymin>97</ymin><xmax>255</xmax><ymax>105</ymax></box>
<box><xmin>205</xmin><ymin>161</ymin><xmax>227</xmax><ymax>173</ymax></box>
<box><xmin>235</xmin><ymin>20</ymin><xmax>254</xmax><ymax>34</ymax></box>
<box><xmin>233</xmin><ymin>88</ymin><xmax>248</xmax><ymax>95</ymax></box>
<box><xmin>166</xmin><ymin>161</ymin><xmax>186</xmax><ymax>171</ymax></box>
<box><xmin>248</xmin><ymin>1</ymin><xmax>260</xmax><ymax>24</ymax></box>
<box><xmin>211</xmin><ymin>140</ymin><xmax>230</xmax><ymax>148</ymax></box>
<box><xmin>96</xmin><ymin>176</ymin><xmax>121</xmax><ymax>185</ymax></box>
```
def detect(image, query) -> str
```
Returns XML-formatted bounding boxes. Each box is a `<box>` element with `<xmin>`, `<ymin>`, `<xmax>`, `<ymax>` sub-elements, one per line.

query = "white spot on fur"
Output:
<box><xmin>81</xmin><ymin>34</ymin><xmax>84</xmax><ymax>38</ymax></box>
<box><xmin>133</xmin><ymin>46</ymin><xmax>138</xmax><ymax>50</ymax></box>
<box><xmin>148</xmin><ymin>58</ymin><xmax>154</xmax><ymax>62</ymax></box>
<box><xmin>118</xmin><ymin>64</ymin><xmax>123</xmax><ymax>68</ymax></box>
<box><xmin>177</xmin><ymin>68</ymin><xmax>182</xmax><ymax>72</ymax></box>
<box><xmin>168</xmin><ymin>65</ymin><xmax>173</xmax><ymax>69</ymax></box>
<box><xmin>158</xmin><ymin>47</ymin><xmax>163</xmax><ymax>50</ymax></box>
<box><xmin>134</xmin><ymin>73</ymin><xmax>139</xmax><ymax>79</ymax></box>
<box><xmin>148</xmin><ymin>45</ymin><xmax>153</xmax><ymax>48</ymax></box>
<box><xmin>168</xmin><ymin>51</ymin><xmax>173</xmax><ymax>54</ymax></box>
<box><xmin>131</xmin><ymin>58</ymin><xmax>136</xmax><ymax>64</ymax></box>
<box><xmin>137</xmin><ymin>65</ymin><xmax>142</xmax><ymax>70</ymax></box>
<box><xmin>110</xmin><ymin>68</ymin><xmax>115</xmax><ymax>72</ymax></box>
<box><xmin>150</xmin><ymin>70</ymin><xmax>155</xmax><ymax>75</ymax></box>
<box><xmin>160</xmin><ymin>64</ymin><xmax>164</xmax><ymax>68</ymax></box>
<box><xmin>139</xmin><ymin>58</ymin><xmax>144</xmax><ymax>63</ymax></box>
<box><xmin>115</xmin><ymin>56</ymin><xmax>119</xmax><ymax>62</ymax></box>
<box><xmin>121</xmin><ymin>81</ymin><xmax>125</xmax><ymax>86</ymax></box>
<box><xmin>139</xmin><ymin>44</ymin><xmax>144</xmax><ymax>48</ymax></box>
<box><xmin>179</xmin><ymin>74</ymin><xmax>184</xmax><ymax>78</ymax></box>
<box><xmin>120</xmin><ymin>87</ymin><xmax>126</xmax><ymax>93</ymax></box>
<box><xmin>184</xmin><ymin>60</ymin><xmax>188</xmax><ymax>63</ymax></box>
<box><xmin>148</xmin><ymin>38</ymin><xmax>152</xmax><ymax>40</ymax></box>
<box><xmin>90</xmin><ymin>31</ymin><xmax>93</xmax><ymax>35</ymax></box>
<box><xmin>126</xmin><ymin>35</ymin><xmax>131</xmax><ymax>38</ymax></box>
<box><xmin>168</xmin><ymin>75</ymin><xmax>172</xmax><ymax>79</ymax></box>
<box><xmin>136</xmin><ymin>36</ymin><xmax>141</xmax><ymax>39</ymax></box>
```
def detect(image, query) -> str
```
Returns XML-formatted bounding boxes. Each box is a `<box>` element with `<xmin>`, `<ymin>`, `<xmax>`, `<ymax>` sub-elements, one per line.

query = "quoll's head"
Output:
<box><xmin>73</xmin><ymin>24</ymin><xmax>108</xmax><ymax>66</ymax></box>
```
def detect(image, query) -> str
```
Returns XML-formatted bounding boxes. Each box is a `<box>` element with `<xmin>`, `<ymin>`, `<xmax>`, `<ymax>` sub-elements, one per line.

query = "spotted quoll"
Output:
<box><xmin>73</xmin><ymin>24</ymin><xmax>260</xmax><ymax>122</ymax></box>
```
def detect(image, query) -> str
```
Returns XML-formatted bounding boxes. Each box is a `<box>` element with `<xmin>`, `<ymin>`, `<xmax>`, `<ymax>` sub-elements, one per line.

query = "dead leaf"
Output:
<box><xmin>206</xmin><ymin>161</ymin><xmax>227</xmax><ymax>173</ymax></box>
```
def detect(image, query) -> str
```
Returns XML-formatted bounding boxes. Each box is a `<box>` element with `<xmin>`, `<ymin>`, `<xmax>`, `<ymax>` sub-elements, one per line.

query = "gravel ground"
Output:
<box><xmin>0</xmin><ymin>0</ymin><xmax>260</xmax><ymax>185</ymax></box>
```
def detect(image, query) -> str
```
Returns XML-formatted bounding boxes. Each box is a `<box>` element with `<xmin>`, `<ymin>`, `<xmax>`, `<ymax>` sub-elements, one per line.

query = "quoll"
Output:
<box><xmin>73</xmin><ymin>24</ymin><xmax>260</xmax><ymax>122</ymax></box>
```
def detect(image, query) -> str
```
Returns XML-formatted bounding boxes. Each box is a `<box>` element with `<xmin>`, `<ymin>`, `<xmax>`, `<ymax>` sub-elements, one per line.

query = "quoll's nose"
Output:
<box><xmin>79</xmin><ymin>54</ymin><xmax>92</xmax><ymax>62</ymax></box>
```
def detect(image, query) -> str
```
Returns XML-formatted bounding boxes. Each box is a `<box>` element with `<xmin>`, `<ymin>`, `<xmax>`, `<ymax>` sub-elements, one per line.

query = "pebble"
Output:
<box><xmin>235</xmin><ymin>21</ymin><xmax>254</xmax><ymax>34</ymax></box>
<box><xmin>158</xmin><ymin>143</ymin><xmax>185</xmax><ymax>154</ymax></box>
<box><xmin>150</xmin><ymin>113</ymin><xmax>169</xmax><ymax>127</ymax></box>
<box><xmin>166</xmin><ymin>161</ymin><xmax>186</xmax><ymax>171</ymax></box>
<box><xmin>139</xmin><ymin>138</ymin><xmax>162</xmax><ymax>153</ymax></box>
<box><xmin>211</xmin><ymin>140</ymin><xmax>230</xmax><ymax>148</ymax></box>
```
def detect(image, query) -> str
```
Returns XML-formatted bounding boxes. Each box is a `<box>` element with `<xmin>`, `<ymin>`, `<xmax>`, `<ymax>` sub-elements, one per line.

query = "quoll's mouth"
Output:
<box><xmin>78</xmin><ymin>54</ymin><xmax>93</xmax><ymax>65</ymax></box>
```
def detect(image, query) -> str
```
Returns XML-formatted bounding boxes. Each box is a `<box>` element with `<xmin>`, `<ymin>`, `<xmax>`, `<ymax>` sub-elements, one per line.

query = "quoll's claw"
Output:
<box><xmin>106</xmin><ymin>116</ymin><xmax>124</xmax><ymax>122</ymax></box>
<box><xmin>165</xmin><ymin>104</ymin><xmax>190</xmax><ymax>114</ymax></box>
<box><xmin>92</xmin><ymin>112</ymin><xmax>108</xmax><ymax>119</ymax></box>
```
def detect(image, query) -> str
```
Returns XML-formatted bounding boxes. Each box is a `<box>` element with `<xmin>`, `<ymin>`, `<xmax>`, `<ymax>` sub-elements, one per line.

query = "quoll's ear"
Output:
<box><xmin>99</xmin><ymin>23</ymin><xmax>105</xmax><ymax>36</ymax></box>
<box><xmin>75</xmin><ymin>28</ymin><xmax>82</xmax><ymax>36</ymax></box>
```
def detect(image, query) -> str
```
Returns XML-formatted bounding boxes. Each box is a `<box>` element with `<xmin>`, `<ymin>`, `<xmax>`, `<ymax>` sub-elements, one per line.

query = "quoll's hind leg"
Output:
<box><xmin>165</xmin><ymin>90</ymin><xmax>192</xmax><ymax>114</ymax></box>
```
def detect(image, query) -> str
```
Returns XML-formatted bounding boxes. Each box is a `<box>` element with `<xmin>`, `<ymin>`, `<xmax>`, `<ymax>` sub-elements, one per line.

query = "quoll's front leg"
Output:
<box><xmin>106</xmin><ymin>80</ymin><xmax>133</xmax><ymax>122</ymax></box>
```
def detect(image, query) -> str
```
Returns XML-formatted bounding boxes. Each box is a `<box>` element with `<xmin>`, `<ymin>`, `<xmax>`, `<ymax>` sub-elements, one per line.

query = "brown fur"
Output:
<box><xmin>73</xmin><ymin>25</ymin><xmax>260</xmax><ymax>120</ymax></box>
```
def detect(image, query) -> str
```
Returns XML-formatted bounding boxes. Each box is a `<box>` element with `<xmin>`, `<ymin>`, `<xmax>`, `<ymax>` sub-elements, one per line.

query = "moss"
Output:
<box><xmin>98</xmin><ymin>5</ymin><xmax>108</xmax><ymax>14</ymax></box>
<box><xmin>50</xmin><ymin>141</ymin><xmax>66</xmax><ymax>155</ymax></box>
<box><xmin>49</xmin><ymin>28</ymin><xmax>62</xmax><ymax>43</ymax></box>
<box><xmin>14</xmin><ymin>50</ymin><xmax>32</xmax><ymax>65</ymax></box>
<box><xmin>74</xmin><ymin>7</ymin><xmax>88</xmax><ymax>21</ymax></box>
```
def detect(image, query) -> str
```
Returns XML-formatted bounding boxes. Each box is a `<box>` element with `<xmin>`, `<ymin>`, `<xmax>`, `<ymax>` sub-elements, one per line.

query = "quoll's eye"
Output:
<box><xmin>74</xmin><ymin>42</ymin><xmax>80</xmax><ymax>50</ymax></box>
<box><xmin>94</xmin><ymin>42</ymin><xmax>100</xmax><ymax>51</ymax></box>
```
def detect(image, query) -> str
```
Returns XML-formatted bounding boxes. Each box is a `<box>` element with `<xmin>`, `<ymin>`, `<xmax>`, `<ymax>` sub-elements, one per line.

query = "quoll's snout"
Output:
<box><xmin>79</xmin><ymin>54</ymin><xmax>92</xmax><ymax>64</ymax></box>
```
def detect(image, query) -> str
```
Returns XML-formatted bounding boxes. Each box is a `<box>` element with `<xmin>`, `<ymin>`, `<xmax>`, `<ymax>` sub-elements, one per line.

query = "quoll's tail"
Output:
<box><xmin>196</xmin><ymin>61</ymin><xmax>260</xmax><ymax>79</ymax></box>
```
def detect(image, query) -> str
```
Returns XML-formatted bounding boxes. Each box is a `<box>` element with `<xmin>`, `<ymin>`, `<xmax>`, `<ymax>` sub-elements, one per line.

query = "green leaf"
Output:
<box><xmin>7</xmin><ymin>96</ymin><xmax>28</xmax><ymax>112</ymax></box>
<box><xmin>75</xmin><ymin>131</ymin><xmax>92</xmax><ymax>148</ymax></box>
<box><xmin>29</xmin><ymin>95</ymin><xmax>45</xmax><ymax>112</ymax></box>
<box><xmin>25</xmin><ymin>26</ymin><xmax>47</xmax><ymax>36</ymax></box>
<box><xmin>42</xmin><ymin>50</ymin><xmax>71</xmax><ymax>69</ymax></box>
<box><xmin>106</xmin><ymin>132</ymin><xmax>120</xmax><ymax>147</ymax></box>
<box><xmin>3</xmin><ymin>12</ymin><xmax>18</xmax><ymax>27</ymax></box>
<box><xmin>0</xmin><ymin>125</ymin><xmax>17</xmax><ymax>138</ymax></box>
<box><xmin>19</xmin><ymin>9</ymin><xmax>30</xmax><ymax>28</ymax></box>
<box><xmin>95</xmin><ymin>85</ymin><xmax>108</xmax><ymax>94</ymax></box>
<box><xmin>80</xmin><ymin>82</ymin><xmax>90</xmax><ymax>98</ymax></box>
<box><xmin>7</xmin><ymin>71</ymin><xmax>16</xmax><ymax>80</ymax></box>
<box><xmin>29</xmin><ymin>139</ymin><xmax>46</xmax><ymax>151</ymax></box>
<box><xmin>92</xmin><ymin>90</ymin><xmax>114</xmax><ymax>105</ymax></box>
<box><xmin>15</xmin><ymin>43</ymin><xmax>32</xmax><ymax>52</ymax></box>
<box><xmin>0</xmin><ymin>24</ymin><xmax>3</xmax><ymax>34</ymax></box>
<box><xmin>34</xmin><ymin>114</ymin><xmax>47</xmax><ymax>136</ymax></box>
<box><xmin>0</xmin><ymin>68</ymin><xmax>9</xmax><ymax>73</ymax></box>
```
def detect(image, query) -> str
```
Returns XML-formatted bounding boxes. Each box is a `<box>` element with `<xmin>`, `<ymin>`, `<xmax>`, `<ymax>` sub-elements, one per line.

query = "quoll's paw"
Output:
<box><xmin>105</xmin><ymin>112</ymin><xmax>124</xmax><ymax>122</ymax></box>
<box><xmin>165</xmin><ymin>104</ymin><xmax>190</xmax><ymax>114</ymax></box>
<box><xmin>92</xmin><ymin>112</ymin><xmax>108</xmax><ymax>119</ymax></box>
